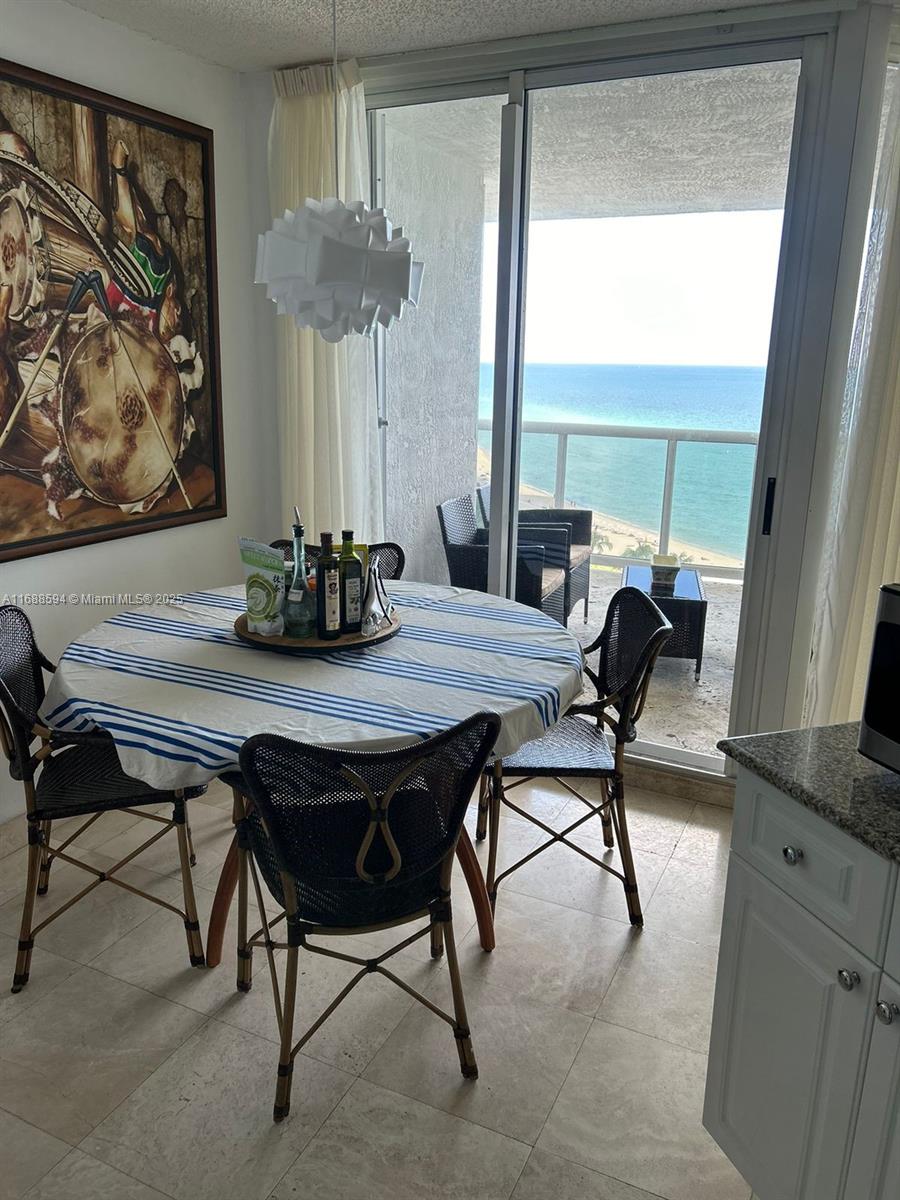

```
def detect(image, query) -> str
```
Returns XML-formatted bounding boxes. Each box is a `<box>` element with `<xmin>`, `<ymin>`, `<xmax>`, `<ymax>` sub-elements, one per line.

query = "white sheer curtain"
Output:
<box><xmin>803</xmin><ymin>65</ymin><xmax>900</xmax><ymax>725</ymax></box>
<box><xmin>267</xmin><ymin>60</ymin><xmax>383</xmax><ymax>542</ymax></box>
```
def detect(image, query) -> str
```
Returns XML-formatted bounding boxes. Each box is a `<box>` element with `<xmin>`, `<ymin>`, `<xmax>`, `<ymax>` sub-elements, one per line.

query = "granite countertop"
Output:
<box><xmin>719</xmin><ymin>722</ymin><xmax>900</xmax><ymax>863</ymax></box>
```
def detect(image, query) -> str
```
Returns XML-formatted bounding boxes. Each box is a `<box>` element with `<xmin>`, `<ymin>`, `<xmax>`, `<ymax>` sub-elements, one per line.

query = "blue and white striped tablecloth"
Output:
<box><xmin>40</xmin><ymin>582</ymin><xmax>585</xmax><ymax>791</ymax></box>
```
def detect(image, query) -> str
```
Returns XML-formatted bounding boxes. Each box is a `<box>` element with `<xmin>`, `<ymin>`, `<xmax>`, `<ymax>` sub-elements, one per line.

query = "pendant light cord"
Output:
<box><xmin>332</xmin><ymin>0</ymin><xmax>340</xmax><ymax>198</ymax></box>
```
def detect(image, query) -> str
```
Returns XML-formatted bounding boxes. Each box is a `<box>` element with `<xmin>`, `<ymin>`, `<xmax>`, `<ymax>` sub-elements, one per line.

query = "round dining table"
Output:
<box><xmin>40</xmin><ymin>580</ymin><xmax>584</xmax><ymax>962</ymax></box>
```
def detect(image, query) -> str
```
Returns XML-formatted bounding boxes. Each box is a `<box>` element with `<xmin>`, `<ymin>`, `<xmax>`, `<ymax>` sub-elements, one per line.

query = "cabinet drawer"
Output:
<box><xmin>732</xmin><ymin>768</ymin><xmax>895</xmax><ymax>962</ymax></box>
<box><xmin>887</xmin><ymin>883</ymin><xmax>900</xmax><ymax>981</ymax></box>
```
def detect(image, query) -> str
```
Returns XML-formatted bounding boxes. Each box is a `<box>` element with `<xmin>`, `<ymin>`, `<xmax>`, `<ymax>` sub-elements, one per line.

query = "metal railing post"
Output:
<box><xmin>658</xmin><ymin>438</ymin><xmax>678</xmax><ymax>555</ymax></box>
<box><xmin>554</xmin><ymin>433</ymin><xmax>568</xmax><ymax>507</ymax></box>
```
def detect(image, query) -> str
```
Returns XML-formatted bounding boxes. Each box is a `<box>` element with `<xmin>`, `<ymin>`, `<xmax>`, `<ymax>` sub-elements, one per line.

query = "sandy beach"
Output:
<box><xmin>476</xmin><ymin>446</ymin><xmax>742</xmax><ymax>570</ymax></box>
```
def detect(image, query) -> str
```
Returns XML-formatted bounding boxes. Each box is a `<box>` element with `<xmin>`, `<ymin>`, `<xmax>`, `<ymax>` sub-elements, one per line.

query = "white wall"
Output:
<box><xmin>0</xmin><ymin>0</ymin><xmax>279</xmax><ymax>818</ymax></box>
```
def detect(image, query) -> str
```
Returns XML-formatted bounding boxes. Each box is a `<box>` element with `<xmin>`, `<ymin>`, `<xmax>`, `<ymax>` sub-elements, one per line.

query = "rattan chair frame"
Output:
<box><xmin>476</xmin><ymin>588</ymin><xmax>672</xmax><ymax>927</ymax></box>
<box><xmin>230</xmin><ymin>713</ymin><xmax>500</xmax><ymax>1122</ymax></box>
<box><xmin>0</xmin><ymin>606</ymin><xmax>205</xmax><ymax>993</ymax></box>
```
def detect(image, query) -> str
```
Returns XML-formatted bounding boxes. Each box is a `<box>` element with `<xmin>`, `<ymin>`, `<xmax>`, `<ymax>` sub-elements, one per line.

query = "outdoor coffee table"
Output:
<box><xmin>41</xmin><ymin>580</ymin><xmax>585</xmax><ymax>965</ymax></box>
<box><xmin>622</xmin><ymin>564</ymin><xmax>708</xmax><ymax>680</ymax></box>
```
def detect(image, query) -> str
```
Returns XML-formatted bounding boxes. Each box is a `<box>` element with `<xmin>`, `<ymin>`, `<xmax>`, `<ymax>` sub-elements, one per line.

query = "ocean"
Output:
<box><xmin>478</xmin><ymin>363</ymin><xmax>764</xmax><ymax>560</ymax></box>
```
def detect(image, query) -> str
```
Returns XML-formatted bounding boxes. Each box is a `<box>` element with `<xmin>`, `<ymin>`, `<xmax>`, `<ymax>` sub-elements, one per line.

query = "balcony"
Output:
<box><xmin>477</xmin><ymin>416</ymin><xmax>754</xmax><ymax>762</ymax></box>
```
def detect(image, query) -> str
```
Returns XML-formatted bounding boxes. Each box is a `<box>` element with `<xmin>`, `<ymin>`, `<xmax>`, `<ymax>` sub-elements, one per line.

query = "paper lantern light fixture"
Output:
<box><xmin>255</xmin><ymin>197</ymin><xmax>424</xmax><ymax>343</ymax></box>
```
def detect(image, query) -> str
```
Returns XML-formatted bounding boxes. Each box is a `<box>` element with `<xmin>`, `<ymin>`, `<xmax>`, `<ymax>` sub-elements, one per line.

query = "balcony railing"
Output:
<box><xmin>476</xmin><ymin>417</ymin><xmax>758</xmax><ymax>580</ymax></box>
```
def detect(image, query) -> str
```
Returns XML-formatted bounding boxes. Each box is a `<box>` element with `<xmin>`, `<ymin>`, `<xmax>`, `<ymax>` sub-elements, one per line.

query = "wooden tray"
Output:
<box><xmin>233</xmin><ymin>611</ymin><xmax>401</xmax><ymax>653</ymax></box>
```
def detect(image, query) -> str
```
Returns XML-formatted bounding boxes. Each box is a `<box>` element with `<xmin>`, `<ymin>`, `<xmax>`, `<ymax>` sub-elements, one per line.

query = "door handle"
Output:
<box><xmin>876</xmin><ymin>1000</ymin><xmax>900</xmax><ymax>1025</ymax></box>
<box><xmin>837</xmin><ymin>969</ymin><xmax>861</xmax><ymax>991</ymax></box>
<box><xmin>762</xmin><ymin>477</ymin><xmax>777</xmax><ymax>536</ymax></box>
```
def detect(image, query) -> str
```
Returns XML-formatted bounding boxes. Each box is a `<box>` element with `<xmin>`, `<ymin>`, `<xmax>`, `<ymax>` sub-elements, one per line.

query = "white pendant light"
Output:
<box><xmin>255</xmin><ymin>0</ymin><xmax>424</xmax><ymax>342</ymax></box>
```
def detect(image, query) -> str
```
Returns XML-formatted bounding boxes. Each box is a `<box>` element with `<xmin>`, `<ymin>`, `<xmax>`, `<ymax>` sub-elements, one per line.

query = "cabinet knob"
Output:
<box><xmin>876</xmin><ymin>1001</ymin><xmax>900</xmax><ymax>1025</ymax></box>
<box><xmin>837</xmin><ymin>969</ymin><xmax>861</xmax><ymax>991</ymax></box>
<box><xmin>782</xmin><ymin>845</ymin><xmax>804</xmax><ymax>866</ymax></box>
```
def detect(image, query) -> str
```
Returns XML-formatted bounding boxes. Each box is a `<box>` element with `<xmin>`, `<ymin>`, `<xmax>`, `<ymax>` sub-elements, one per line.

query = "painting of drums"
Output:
<box><xmin>0</xmin><ymin>58</ymin><xmax>224</xmax><ymax>562</ymax></box>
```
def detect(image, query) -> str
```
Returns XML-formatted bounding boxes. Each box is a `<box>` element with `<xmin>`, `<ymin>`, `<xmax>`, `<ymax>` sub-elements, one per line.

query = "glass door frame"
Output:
<box><xmin>365</xmin><ymin>5</ymin><xmax>890</xmax><ymax>768</ymax></box>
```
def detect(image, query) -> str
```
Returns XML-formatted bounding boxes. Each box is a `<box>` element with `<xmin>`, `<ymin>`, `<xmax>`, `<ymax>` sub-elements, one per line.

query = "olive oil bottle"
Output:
<box><xmin>315</xmin><ymin>532</ymin><xmax>341</xmax><ymax>640</ymax></box>
<box><xmin>339</xmin><ymin>530</ymin><xmax>363</xmax><ymax>635</ymax></box>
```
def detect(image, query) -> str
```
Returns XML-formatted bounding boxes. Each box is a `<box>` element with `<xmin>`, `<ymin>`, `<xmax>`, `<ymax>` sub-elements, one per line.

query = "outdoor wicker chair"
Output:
<box><xmin>437</xmin><ymin>494</ymin><xmax>567</xmax><ymax>624</ymax></box>
<box><xmin>271</xmin><ymin>540</ymin><xmax>405</xmax><ymax>580</ymax></box>
<box><xmin>228</xmin><ymin>711</ymin><xmax>500</xmax><ymax>1122</ymax></box>
<box><xmin>0</xmin><ymin>606</ymin><xmax>205</xmax><ymax>993</ymax></box>
<box><xmin>477</xmin><ymin>587</ymin><xmax>672</xmax><ymax>926</ymax></box>
<box><xmin>477</xmin><ymin>485</ymin><xmax>592</xmax><ymax>623</ymax></box>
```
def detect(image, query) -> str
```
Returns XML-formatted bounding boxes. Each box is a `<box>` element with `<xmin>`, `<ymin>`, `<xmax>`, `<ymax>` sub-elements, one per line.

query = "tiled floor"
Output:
<box><xmin>0</xmin><ymin>780</ymin><xmax>750</xmax><ymax>1200</ymax></box>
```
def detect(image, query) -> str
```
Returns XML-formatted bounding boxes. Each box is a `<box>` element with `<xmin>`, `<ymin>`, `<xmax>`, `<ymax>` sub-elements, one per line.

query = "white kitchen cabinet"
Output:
<box><xmin>844</xmin><ymin>971</ymin><xmax>900</xmax><ymax>1200</ymax></box>
<box><xmin>704</xmin><ymin>854</ymin><xmax>878</xmax><ymax>1200</ymax></box>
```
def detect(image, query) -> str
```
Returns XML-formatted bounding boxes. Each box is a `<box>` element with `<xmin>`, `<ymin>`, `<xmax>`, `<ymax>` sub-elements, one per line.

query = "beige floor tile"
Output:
<box><xmin>82</xmin><ymin>1020</ymin><xmax>352</xmax><ymax>1200</ymax></box>
<box><xmin>0</xmin><ymin>966</ymin><xmax>203</xmax><ymax>1144</ymax></box>
<box><xmin>538</xmin><ymin>1021</ymin><xmax>749</xmax><ymax>1200</ymax></box>
<box><xmin>597</xmin><ymin>928</ymin><xmax>719</xmax><ymax>1052</ymax></box>
<box><xmin>494</xmin><ymin>778</ymin><xmax>572</xmax><ymax>825</ymax></box>
<box><xmin>0</xmin><ymin>849</ymin><xmax>184</xmax><ymax>966</ymax></box>
<box><xmin>50</xmin><ymin>808</ymin><xmax>147</xmax><ymax>853</ymax></box>
<box><xmin>643</xmin><ymin>856</ymin><xmax>727</xmax><ymax>947</ymax></box>
<box><xmin>0</xmin><ymin>931</ymin><xmax>80</xmax><ymax>1027</ymax></box>
<box><xmin>0</xmin><ymin>847</ymin><xmax>30</xmax><ymax>907</ymax></box>
<box><xmin>364</xmin><ymin>974</ymin><xmax>590</xmax><ymax>1144</ymax></box>
<box><xmin>273</xmin><ymin>1078</ymin><xmax>530</xmax><ymax>1200</ymax></box>
<box><xmin>23</xmin><ymin>1149</ymin><xmax>172</xmax><ymax>1200</ymax></box>
<box><xmin>671</xmin><ymin>802</ymin><xmax>733</xmax><ymax>869</ymax></box>
<box><xmin>557</xmin><ymin>785</ymin><xmax>693</xmax><ymax>856</ymax></box>
<box><xmin>0</xmin><ymin>814</ymin><xmax>24</xmax><ymax>862</ymax></box>
<box><xmin>456</xmin><ymin>889</ymin><xmax>635</xmax><ymax>1016</ymax></box>
<box><xmin>512</xmin><ymin>1147</ymin><xmax>661</xmax><ymax>1200</ymax></box>
<box><xmin>500</xmin><ymin>839</ymin><xmax>668</xmax><ymax>922</ymax></box>
<box><xmin>464</xmin><ymin>809</ymin><xmax>542</xmax><ymax>876</ymax></box>
<box><xmin>0</xmin><ymin>1109</ymin><xmax>69</xmax><ymax>1200</ymax></box>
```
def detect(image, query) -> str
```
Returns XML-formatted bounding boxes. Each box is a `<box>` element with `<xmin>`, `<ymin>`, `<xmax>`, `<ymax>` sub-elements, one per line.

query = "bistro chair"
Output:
<box><xmin>476</xmin><ymin>484</ymin><xmax>592</xmax><ymax>623</ymax></box>
<box><xmin>478</xmin><ymin>587</ymin><xmax>671</xmax><ymax>926</ymax></box>
<box><xmin>229</xmin><ymin>711</ymin><xmax>500</xmax><ymax>1122</ymax></box>
<box><xmin>0</xmin><ymin>606</ymin><xmax>206</xmax><ymax>993</ymax></box>
<box><xmin>271</xmin><ymin>540</ymin><xmax>405</xmax><ymax>580</ymax></box>
<box><xmin>437</xmin><ymin>494</ymin><xmax>567</xmax><ymax>624</ymax></box>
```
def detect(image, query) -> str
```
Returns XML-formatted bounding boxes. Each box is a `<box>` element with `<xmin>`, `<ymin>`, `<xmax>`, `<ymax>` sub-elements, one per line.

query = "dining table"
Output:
<box><xmin>39</xmin><ymin>579</ymin><xmax>585</xmax><ymax>965</ymax></box>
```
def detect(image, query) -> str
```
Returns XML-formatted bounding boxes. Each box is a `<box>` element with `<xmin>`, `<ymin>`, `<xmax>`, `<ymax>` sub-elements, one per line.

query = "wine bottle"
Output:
<box><xmin>339</xmin><ymin>530</ymin><xmax>363</xmax><ymax>635</ymax></box>
<box><xmin>315</xmin><ymin>532</ymin><xmax>341</xmax><ymax>640</ymax></box>
<box><xmin>283</xmin><ymin>523</ymin><xmax>316</xmax><ymax>637</ymax></box>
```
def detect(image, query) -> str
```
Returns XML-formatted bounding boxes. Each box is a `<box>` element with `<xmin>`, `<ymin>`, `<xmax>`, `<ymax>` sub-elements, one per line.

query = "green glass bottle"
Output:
<box><xmin>339</xmin><ymin>529</ymin><xmax>363</xmax><ymax>635</ymax></box>
<box><xmin>315</xmin><ymin>532</ymin><xmax>341</xmax><ymax>640</ymax></box>
<box><xmin>283</xmin><ymin>523</ymin><xmax>316</xmax><ymax>638</ymax></box>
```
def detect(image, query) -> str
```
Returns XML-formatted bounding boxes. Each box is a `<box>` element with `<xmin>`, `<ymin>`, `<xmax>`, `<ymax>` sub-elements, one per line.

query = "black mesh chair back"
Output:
<box><xmin>584</xmin><ymin>587</ymin><xmax>672</xmax><ymax>742</ymax></box>
<box><xmin>437</xmin><ymin>495</ymin><xmax>479</xmax><ymax>547</ymax></box>
<box><xmin>238</xmin><ymin>712</ymin><xmax>500</xmax><ymax>928</ymax></box>
<box><xmin>368</xmin><ymin>541</ymin><xmax>405</xmax><ymax>580</ymax></box>
<box><xmin>0</xmin><ymin>606</ymin><xmax>49</xmax><ymax>782</ymax></box>
<box><xmin>476</xmin><ymin>486</ymin><xmax>491</xmax><ymax>527</ymax></box>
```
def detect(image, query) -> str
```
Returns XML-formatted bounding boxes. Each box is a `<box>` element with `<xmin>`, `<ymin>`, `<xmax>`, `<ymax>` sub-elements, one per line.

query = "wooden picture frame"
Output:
<box><xmin>0</xmin><ymin>57</ymin><xmax>226</xmax><ymax>563</ymax></box>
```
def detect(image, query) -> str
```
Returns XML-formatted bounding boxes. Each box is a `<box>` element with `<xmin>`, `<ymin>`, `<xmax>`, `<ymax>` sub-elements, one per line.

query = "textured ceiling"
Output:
<box><xmin>382</xmin><ymin>60</ymin><xmax>800</xmax><ymax>218</ymax></box>
<box><xmin>61</xmin><ymin>0</ymin><xmax>794</xmax><ymax>71</ymax></box>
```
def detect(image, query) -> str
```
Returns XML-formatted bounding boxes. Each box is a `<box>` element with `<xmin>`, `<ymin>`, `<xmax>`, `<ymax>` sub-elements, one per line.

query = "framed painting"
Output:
<box><xmin>0</xmin><ymin>58</ymin><xmax>225</xmax><ymax>563</ymax></box>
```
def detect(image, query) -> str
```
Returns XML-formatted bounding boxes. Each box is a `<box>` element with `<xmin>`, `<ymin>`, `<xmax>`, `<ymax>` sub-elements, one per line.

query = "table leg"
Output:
<box><xmin>206</xmin><ymin>834</ymin><xmax>238</xmax><ymax>968</ymax></box>
<box><xmin>456</xmin><ymin>826</ymin><xmax>495</xmax><ymax>953</ymax></box>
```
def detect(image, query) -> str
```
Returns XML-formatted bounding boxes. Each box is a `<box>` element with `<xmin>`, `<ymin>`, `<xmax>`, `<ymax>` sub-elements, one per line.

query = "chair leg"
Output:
<box><xmin>475</xmin><ymin>775</ymin><xmax>489</xmax><ymax>842</ymax></box>
<box><xmin>12</xmin><ymin>838</ymin><xmax>41</xmax><ymax>992</ymax></box>
<box><xmin>430</xmin><ymin>916</ymin><xmax>445</xmax><ymax>959</ymax></box>
<box><xmin>599</xmin><ymin>780</ymin><xmax>615</xmax><ymax>849</ymax></box>
<box><xmin>485</xmin><ymin>766</ymin><xmax>502</xmax><ymax>912</ymax></box>
<box><xmin>186</xmin><ymin>817</ymin><xmax>197</xmax><ymax>868</ymax></box>
<box><xmin>236</xmin><ymin>840</ymin><xmax>253</xmax><ymax>991</ymax></box>
<box><xmin>443</xmin><ymin>915</ymin><xmax>477</xmax><ymax>1079</ymax></box>
<box><xmin>274</xmin><ymin>945</ymin><xmax>299</xmax><ymax>1122</ymax></box>
<box><xmin>37</xmin><ymin>819</ymin><xmax>53</xmax><ymax>895</ymax></box>
<box><xmin>613</xmin><ymin>776</ymin><xmax>643</xmax><ymax>926</ymax></box>
<box><xmin>175</xmin><ymin>803</ymin><xmax>205</xmax><ymax>966</ymax></box>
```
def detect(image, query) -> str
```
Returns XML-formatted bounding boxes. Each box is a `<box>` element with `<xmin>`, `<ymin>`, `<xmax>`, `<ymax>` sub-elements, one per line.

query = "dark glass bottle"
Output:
<box><xmin>339</xmin><ymin>530</ymin><xmax>363</xmax><ymax>635</ymax></box>
<box><xmin>283</xmin><ymin>524</ymin><xmax>316</xmax><ymax>637</ymax></box>
<box><xmin>315</xmin><ymin>532</ymin><xmax>341</xmax><ymax>640</ymax></box>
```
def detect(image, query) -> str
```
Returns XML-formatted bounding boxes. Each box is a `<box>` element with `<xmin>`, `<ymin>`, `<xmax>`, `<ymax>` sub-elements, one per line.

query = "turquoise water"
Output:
<box><xmin>478</xmin><ymin>363</ymin><xmax>764</xmax><ymax>560</ymax></box>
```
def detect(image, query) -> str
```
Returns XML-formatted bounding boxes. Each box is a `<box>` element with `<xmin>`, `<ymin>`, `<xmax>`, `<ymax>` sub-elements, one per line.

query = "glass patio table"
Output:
<box><xmin>40</xmin><ymin>580</ymin><xmax>585</xmax><ymax>963</ymax></box>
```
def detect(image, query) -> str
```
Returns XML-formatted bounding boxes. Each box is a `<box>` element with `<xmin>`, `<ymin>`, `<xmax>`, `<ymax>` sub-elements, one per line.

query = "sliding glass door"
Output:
<box><xmin>512</xmin><ymin>60</ymin><xmax>799</xmax><ymax>767</ymax></box>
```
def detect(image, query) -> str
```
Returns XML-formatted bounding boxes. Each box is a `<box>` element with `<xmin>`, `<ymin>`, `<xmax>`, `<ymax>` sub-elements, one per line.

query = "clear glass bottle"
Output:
<box><xmin>283</xmin><ymin>523</ymin><xmax>316</xmax><ymax>637</ymax></box>
<box><xmin>316</xmin><ymin>532</ymin><xmax>341</xmax><ymax>640</ymax></box>
<box><xmin>339</xmin><ymin>529</ymin><xmax>363</xmax><ymax>635</ymax></box>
